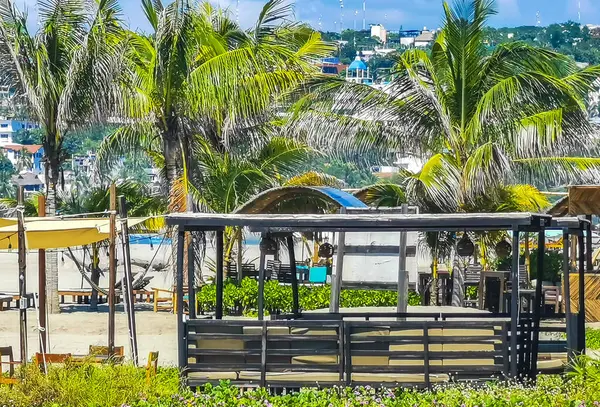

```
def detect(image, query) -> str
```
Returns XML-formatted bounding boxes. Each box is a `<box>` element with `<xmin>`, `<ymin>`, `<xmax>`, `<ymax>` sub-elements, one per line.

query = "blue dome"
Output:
<box><xmin>348</xmin><ymin>58</ymin><xmax>367</xmax><ymax>71</ymax></box>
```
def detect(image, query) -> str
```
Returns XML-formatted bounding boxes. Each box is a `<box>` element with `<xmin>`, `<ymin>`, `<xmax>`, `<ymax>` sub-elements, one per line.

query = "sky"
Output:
<box><xmin>19</xmin><ymin>0</ymin><xmax>600</xmax><ymax>33</ymax></box>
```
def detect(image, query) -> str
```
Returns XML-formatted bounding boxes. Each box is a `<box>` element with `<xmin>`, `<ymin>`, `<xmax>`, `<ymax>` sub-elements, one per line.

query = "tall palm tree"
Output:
<box><xmin>289</xmin><ymin>0</ymin><xmax>600</xmax><ymax>213</ymax></box>
<box><xmin>98</xmin><ymin>0</ymin><xmax>333</xmax><ymax>206</ymax></box>
<box><xmin>0</xmin><ymin>0</ymin><xmax>125</xmax><ymax>312</ymax></box>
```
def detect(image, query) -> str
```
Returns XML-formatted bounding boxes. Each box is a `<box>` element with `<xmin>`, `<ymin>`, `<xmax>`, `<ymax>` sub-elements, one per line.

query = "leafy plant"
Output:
<box><xmin>196</xmin><ymin>278</ymin><xmax>421</xmax><ymax>315</ymax></box>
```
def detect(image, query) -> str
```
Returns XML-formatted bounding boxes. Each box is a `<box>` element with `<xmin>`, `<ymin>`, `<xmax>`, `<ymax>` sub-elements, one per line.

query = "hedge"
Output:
<box><xmin>196</xmin><ymin>278</ymin><xmax>422</xmax><ymax>316</ymax></box>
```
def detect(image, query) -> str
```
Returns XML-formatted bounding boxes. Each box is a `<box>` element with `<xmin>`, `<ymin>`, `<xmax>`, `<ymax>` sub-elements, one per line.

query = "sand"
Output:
<box><xmin>0</xmin><ymin>305</ymin><xmax>178</xmax><ymax>366</ymax></box>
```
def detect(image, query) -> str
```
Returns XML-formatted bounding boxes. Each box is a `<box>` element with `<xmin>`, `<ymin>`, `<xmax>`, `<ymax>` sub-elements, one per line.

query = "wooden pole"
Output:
<box><xmin>286</xmin><ymin>235</ymin><xmax>299</xmax><ymax>315</ymax></box>
<box><xmin>509</xmin><ymin>229</ymin><xmax>520</xmax><ymax>378</ymax></box>
<box><xmin>108</xmin><ymin>183</ymin><xmax>117</xmax><ymax>355</ymax></box>
<box><xmin>176</xmin><ymin>229</ymin><xmax>185</xmax><ymax>369</ymax></box>
<box><xmin>187</xmin><ymin>236</ymin><xmax>196</xmax><ymax>319</ymax></box>
<box><xmin>258</xmin><ymin>234</ymin><xmax>267</xmax><ymax>321</ymax></box>
<box><xmin>530</xmin><ymin>229</ymin><xmax>545</xmax><ymax>380</ymax></box>
<box><xmin>330</xmin><ymin>207</ymin><xmax>346</xmax><ymax>312</ymax></box>
<box><xmin>562</xmin><ymin>229</ymin><xmax>573</xmax><ymax>358</ymax></box>
<box><xmin>37</xmin><ymin>194</ymin><xmax>47</xmax><ymax>354</ymax></box>
<box><xmin>215</xmin><ymin>230</ymin><xmax>224</xmax><ymax>319</ymax></box>
<box><xmin>17</xmin><ymin>186</ymin><xmax>27</xmax><ymax>364</ymax></box>
<box><xmin>119</xmin><ymin>195</ymin><xmax>138</xmax><ymax>366</ymax></box>
<box><xmin>578</xmin><ymin>232</ymin><xmax>586</xmax><ymax>353</ymax></box>
<box><xmin>397</xmin><ymin>203</ymin><xmax>409</xmax><ymax>317</ymax></box>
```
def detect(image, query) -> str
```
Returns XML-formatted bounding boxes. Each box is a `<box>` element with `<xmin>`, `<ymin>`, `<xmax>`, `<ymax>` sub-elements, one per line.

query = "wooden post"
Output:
<box><xmin>17</xmin><ymin>187</ymin><xmax>27</xmax><ymax>365</ymax></box>
<box><xmin>187</xmin><ymin>236</ymin><xmax>196</xmax><ymax>319</ymax></box>
<box><xmin>175</xmin><ymin>229</ymin><xmax>185</xmax><ymax>369</ymax></box>
<box><xmin>108</xmin><ymin>183</ymin><xmax>117</xmax><ymax>355</ymax></box>
<box><xmin>330</xmin><ymin>207</ymin><xmax>346</xmax><ymax>313</ymax></box>
<box><xmin>531</xmin><ymin>229</ymin><xmax>545</xmax><ymax>380</ymax></box>
<box><xmin>37</xmin><ymin>194</ymin><xmax>47</xmax><ymax>354</ymax></box>
<box><xmin>562</xmin><ymin>230</ymin><xmax>573</xmax><ymax>358</ymax></box>
<box><xmin>509</xmin><ymin>229</ymin><xmax>520</xmax><ymax>378</ymax></box>
<box><xmin>586</xmin><ymin>215</ymin><xmax>593</xmax><ymax>271</ymax></box>
<box><xmin>258</xmin><ymin>234</ymin><xmax>267</xmax><ymax>321</ymax></box>
<box><xmin>577</xmin><ymin>232</ymin><xmax>586</xmax><ymax>353</ymax></box>
<box><xmin>397</xmin><ymin>203</ymin><xmax>409</xmax><ymax>317</ymax></box>
<box><xmin>236</xmin><ymin>229</ymin><xmax>243</xmax><ymax>282</ymax></box>
<box><xmin>286</xmin><ymin>235</ymin><xmax>299</xmax><ymax>315</ymax></box>
<box><xmin>215</xmin><ymin>230</ymin><xmax>224</xmax><ymax>319</ymax></box>
<box><xmin>119</xmin><ymin>195</ymin><xmax>138</xmax><ymax>366</ymax></box>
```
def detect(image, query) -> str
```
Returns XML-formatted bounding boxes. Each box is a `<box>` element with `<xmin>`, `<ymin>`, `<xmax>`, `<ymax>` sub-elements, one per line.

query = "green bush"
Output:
<box><xmin>3</xmin><ymin>357</ymin><xmax>600</xmax><ymax>406</ymax></box>
<box><xmin>196</xmin><ymin>278</ymin><xmax>422</xmax><ymax>315</ymax></box>
<box><xmin>0</xmin><ymin>362</ymin><xmax>180</xmax><ymax>407</ymax></box>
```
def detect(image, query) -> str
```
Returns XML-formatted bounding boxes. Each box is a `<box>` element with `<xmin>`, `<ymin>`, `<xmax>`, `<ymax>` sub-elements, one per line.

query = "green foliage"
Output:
<box><xmin>12</xmin><ymin>128</ymin><xmax>43</xmax><ymax>145</ymax></box>
<box><xmin>0</xmin><ymin>362</ymin><xmax>180</xmax><ymax>407</ymax></box>
<box><xmin>196</xmin><ymin>278</ymin><xmax>421</xmax><ymax>315</ymax></box>
<box><xmin>586</xmin><ymin>329</ymin><xmax>600</xmax><ymax>350</ymax></box>
<box><xmin>496</xmin><ymin>249</ymin><xmax>563</xmax><ymax>282</ymax></box>
<box><xmin>5</xmin><ymin>358</ymin><xmax>600</xmax><ymax>406</ymax></box>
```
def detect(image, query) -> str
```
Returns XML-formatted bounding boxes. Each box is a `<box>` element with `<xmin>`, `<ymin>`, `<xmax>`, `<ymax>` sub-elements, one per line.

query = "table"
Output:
<box><xmin>478</xmin><ymin>270</ymin><xmax>510</xmax><ymax>311</ymax></box>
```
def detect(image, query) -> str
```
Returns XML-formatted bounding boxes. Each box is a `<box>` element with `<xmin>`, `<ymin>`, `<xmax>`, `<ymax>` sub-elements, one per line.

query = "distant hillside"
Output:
<box><xmin>321</xmin><ymin>21</ymin><xmax>600</xmax><ymax>65</ymax></box>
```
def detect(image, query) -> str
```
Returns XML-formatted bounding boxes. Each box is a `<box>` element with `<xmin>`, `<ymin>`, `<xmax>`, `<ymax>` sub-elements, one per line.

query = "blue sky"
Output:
<box><xmin>20</xmin><ymin>0</ymin><xmax>600</xmax><ymax>33</ymax></box>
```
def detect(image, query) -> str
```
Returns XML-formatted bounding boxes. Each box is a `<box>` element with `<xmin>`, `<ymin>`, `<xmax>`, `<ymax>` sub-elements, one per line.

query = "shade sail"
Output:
<box><xmin>0</xmin><ymin>217</ymin><xmax>150</xmax><ymax>249</ymax></box>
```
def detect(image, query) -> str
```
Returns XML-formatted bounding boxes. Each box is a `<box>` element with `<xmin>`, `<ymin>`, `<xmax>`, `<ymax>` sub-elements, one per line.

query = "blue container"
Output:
<box><xmin>309</xmin><ymin>266</ymin><xmax>328</xmax><ymax>283</ymax></box>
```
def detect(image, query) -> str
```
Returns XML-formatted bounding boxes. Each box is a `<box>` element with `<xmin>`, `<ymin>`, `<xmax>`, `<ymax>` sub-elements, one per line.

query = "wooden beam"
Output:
<box><xmin>37</xmin><ymin>194</ymin><xmax>47</xmax><ymax>354</ymax></box>
<box><xmin>17</xmin><ymin>189</ymin><xmax>27</xmax><ymax>365</ymax></box>
<box><xmin>119</xmin><ymin>195</ymin><xmax>138</xmax><ymax>366</ymax></box>
<box><xmin>108</xmin><ymin>182</ymin><xmax>117</xmax><ymax>354</ymax></box>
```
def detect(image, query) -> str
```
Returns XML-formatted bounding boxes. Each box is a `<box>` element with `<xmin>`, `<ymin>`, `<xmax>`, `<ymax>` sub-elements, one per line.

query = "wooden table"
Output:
<box><xmin>478</xmin><ymin>270</ymin><xmax>510</xmax><ymax>311</ymax></box>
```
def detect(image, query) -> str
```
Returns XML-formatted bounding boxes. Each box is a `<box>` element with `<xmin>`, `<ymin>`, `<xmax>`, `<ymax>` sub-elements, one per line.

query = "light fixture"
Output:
<box><xmin>456</xmin><ymin>233</ymin><xmax>475</xmax><ymax>257</ymax></box>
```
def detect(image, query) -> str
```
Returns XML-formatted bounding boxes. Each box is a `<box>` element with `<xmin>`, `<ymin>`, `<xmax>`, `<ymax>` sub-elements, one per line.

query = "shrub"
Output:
<box><xmin>196</xmin><ymin>278</ymin><xmax>422</xmax><ymax>315</ymax></box>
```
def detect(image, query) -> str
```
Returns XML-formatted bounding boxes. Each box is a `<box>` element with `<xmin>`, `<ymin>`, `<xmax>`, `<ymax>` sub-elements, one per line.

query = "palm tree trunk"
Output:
<box><xmin>46</xmin><ymin>178</ymin><xmax>60</xmax><ymax>314</ymax></box>
<box><xmin>89</xmin><ymin>243</ymin><xmax>100</xmax><ymax>311</ymax></box>
<box><xmin>164</xmin><ymin>136</ymin><xmax>181</xmax><ymax>287</ymax></box>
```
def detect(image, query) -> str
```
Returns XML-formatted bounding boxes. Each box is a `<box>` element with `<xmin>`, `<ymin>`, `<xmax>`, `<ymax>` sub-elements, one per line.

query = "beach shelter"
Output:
<box><xmin>0</xmin><ymin>217</ymin><xmax>148</xmax><ymax>249</ymax></box>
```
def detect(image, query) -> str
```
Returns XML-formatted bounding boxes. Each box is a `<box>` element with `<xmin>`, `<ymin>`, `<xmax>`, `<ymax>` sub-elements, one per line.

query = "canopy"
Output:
<box><xmin>0</xmin><ymin>217</ymin><xmax>149</xmax><ymax>249</ymax></box>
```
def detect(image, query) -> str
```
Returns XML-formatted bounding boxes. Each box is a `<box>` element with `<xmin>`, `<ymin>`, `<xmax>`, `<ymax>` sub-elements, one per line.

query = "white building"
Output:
<box><xmin>370</xmin><ymin>24</ymin><xmax>387</xmax><ymax>44</ymax></box>
<box><xmin>415</xmin><ymin>30</ymin><xmax>435</xmax><ymax>47</ymax></box>
<box><xmin>0</xmin><ymin>118</ymin><xmax>39</xmax><ymax>145</ymax></box>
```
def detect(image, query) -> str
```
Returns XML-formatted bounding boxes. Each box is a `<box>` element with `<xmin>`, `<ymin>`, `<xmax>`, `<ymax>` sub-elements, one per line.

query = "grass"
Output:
<box><xmin>3</xmin><ymin>357</ymin><xmax>600</xmax><ymax>406</ymax></box>
<box><xmin>587</xmin><ymin>329</ymin><xmax>600</xmax><ymax>350</ymax></box>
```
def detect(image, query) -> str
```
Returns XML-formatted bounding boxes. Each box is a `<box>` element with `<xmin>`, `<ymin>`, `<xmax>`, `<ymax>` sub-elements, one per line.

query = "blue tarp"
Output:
<box><xmin>313</xmin><ymin>187</ymin><xmax>368</xmax><ymax>209</ymax></box>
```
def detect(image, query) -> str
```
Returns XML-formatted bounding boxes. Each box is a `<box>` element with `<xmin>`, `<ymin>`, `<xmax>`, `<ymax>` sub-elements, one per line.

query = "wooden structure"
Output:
<box><xmin>547</xmin><ymin>185</ymin><xmax>599</xmax><ymax>321</ymax></box>
<box><xmin>567</xmin><ymin>274</ymin><xmax>600</xmax><ymax>322</ymax></box>
<box><xmin>167</xmin><ymin>212</ymin><xmax>588</xmax><ymax>387</ymax></box>
<box><xmin>0</xmin><ymin>346</ymin><xmax>20</xmax><ymax>385</ymax></box>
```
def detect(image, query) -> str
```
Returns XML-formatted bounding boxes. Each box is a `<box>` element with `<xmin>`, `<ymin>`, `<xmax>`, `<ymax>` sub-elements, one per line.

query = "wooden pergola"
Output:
<box><xmin>166</xmin><ymin>211</ymin><xmax>590</xmax><ymax>384</ymax></box>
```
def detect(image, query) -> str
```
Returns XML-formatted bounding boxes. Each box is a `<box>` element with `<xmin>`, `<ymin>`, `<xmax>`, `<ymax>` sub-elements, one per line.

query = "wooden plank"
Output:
<box><xmin>567</xmin><ymin>274</ymin><xmax>600</xmax><ymax>322</ymax></box>
<box><xmin>340</xmin><ymin>245</ymin><xmax>417</xmax><ymax>256</ymax></box>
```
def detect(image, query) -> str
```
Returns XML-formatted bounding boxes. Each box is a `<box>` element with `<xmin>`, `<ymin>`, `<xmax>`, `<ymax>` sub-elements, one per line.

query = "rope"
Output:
<box><xmin>131</xmin><ymin>234</ymin><xmax>167</xmax><ymax>289</ymax></box>
<box><xmin>66</xmin><ymin>247</ymin><xmax>113</xmax><ymax>296</ymax></box>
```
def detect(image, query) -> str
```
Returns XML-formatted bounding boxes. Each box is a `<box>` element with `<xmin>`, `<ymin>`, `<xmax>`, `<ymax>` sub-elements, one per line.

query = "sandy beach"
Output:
<box><xmin>0</xmin><ymin>305</ymin><xmax>179</xmax><ymax>366</ymax></box>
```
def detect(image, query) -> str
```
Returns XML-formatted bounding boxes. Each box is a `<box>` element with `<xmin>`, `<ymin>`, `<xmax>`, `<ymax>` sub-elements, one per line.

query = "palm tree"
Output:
<box><xmin>289</xmin><ymin>0</ymin><xmax>600</xmax><ymax>212</ymax></box>
<box><xmin>0</xmin><ymin>0</ymin><xmax>125</xmax><ymax>312</ymax></box>
<box><xmin>98</xmin><ymin>0</ymin><xmax>333</xmax><ymax>206</ymax></box>
<box><xmin>181</xmin><ymin>136</ymin><xmax>342</xmax><ymax>267</ymax></box>
<box><xmin>59</xmin><ymin>179</ymin><xmax>166</xmax><ymax>310</ymax></box>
